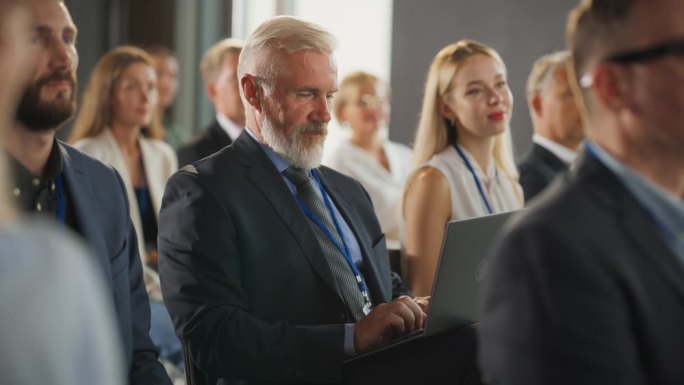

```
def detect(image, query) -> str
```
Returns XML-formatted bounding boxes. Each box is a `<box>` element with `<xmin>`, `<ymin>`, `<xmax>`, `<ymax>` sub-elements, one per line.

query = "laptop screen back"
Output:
<box><xmin>424</xmin><ymin>210</ymin><xmax>519</xmax><ymax>336</ymax></box>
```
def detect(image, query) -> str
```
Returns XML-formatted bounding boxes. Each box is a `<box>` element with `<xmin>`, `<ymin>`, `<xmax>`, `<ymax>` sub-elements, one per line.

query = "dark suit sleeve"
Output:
<box><xmin>111</xmin><ymin>172</ymin><xmax>173</xmax><ymax>385</ymax></box>
<box><xmin>158</xmin><ymin>171</ymin><xmax>345</xmax><ymax>383</ymax></box>
<box><xmin>479</xmin><ymin>221</ymin><xmax>647</xmax><ymax>385</ymax></box>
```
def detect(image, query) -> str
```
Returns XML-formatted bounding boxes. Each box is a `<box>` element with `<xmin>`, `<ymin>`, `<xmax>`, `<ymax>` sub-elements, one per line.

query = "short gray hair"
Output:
<box><xmin>526</xmin><ymin>51</ymin><xmax>570</xmax><ymax>97</ymax></box>
<box><xmin>237</xmin><ymin>15</ymin><xmax>337</xmax><ymax>93</ymax></box>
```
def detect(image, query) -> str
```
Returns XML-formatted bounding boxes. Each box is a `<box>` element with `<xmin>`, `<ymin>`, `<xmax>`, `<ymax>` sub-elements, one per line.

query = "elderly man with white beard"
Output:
<box><xmin>158</xmin><ymin>15</ymin><xmax>481</xmax><ymax>385</ymax></box>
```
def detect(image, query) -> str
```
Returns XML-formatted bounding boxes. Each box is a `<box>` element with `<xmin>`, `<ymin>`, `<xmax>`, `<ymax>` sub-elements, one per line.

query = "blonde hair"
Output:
<box><xmin>411</xmin><ymin>39</ymin><xmax>517</xmax><ymax>180</ymax></box>
<box><xmin>333</xmin><ymin>71</ymin><xmax>388</xmax><ymax>122</ymax></box>
<box><xmin>69</xmin><ymin>46</ymin><xmax>164</xmax><ymax>143</ymax></box>
<box><xmin>199</xmin><ymin>38</ymin><xmax>243</xmax><ymax>85</ymax></box>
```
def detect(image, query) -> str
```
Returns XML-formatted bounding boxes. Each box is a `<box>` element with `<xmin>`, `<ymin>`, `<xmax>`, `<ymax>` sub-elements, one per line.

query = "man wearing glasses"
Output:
<box><xmin>479</xmin><ymin>0</ymin><xmax>684</xmax><ymax>384</ymax></box>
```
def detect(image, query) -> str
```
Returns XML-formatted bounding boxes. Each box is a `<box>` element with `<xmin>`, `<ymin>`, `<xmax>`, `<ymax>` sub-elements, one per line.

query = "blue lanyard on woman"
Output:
<box><xmin>292</xmin><ymin>169</ymin><xmax>373</xmax><ymax>314</ymax></box>
<box><xmin>453</xmin><ymin>144</ymin><xmax>495</xmax><ymax>215</ymax></box>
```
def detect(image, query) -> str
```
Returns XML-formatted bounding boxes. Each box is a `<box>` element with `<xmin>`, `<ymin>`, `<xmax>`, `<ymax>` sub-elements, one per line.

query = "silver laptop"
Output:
<box><xmin>345</xmin><ymin>210</ymin><xmax>519</xmax><ymax>362</ymax></box>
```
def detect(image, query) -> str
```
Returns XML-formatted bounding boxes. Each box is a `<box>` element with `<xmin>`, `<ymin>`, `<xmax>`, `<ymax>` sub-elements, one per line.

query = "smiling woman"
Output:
<box><xmin>401</xmin><ymin>39</ymin><xmax>524</xmax><ymax>297</ymax></box>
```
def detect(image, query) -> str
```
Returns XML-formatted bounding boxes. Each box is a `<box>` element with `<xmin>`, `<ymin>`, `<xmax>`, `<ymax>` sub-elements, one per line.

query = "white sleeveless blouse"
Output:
<box><xmin>424</xmin><ymin>145</ymin><xmax>523</xmax><ymax>221</ymax></box>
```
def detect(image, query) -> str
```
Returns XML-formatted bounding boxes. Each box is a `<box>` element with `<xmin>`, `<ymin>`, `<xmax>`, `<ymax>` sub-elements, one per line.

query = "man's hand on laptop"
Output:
<box><xmin>354</xmin><ymin>296</ymin><xmax>427</xmax><ymax>353</ymax></box>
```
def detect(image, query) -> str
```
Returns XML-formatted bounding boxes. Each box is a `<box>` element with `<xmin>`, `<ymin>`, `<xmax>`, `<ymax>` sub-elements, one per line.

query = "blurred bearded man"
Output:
<box><xmin>1</xmin><ymin>1</ymin><xmax>172</xmax><ymax>384</ymax></box>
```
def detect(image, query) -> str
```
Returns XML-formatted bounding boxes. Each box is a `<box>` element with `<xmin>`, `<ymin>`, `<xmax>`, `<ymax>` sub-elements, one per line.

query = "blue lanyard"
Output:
<box><xmin>137</xmin><ymin>188</ymin><xmax>149</xmax><ymax>215</ymax></box>
<box><xmin>292</xmin><ymin>169</ymin><xmax>372</xmax><ymax>308</ymax></box>
<box><xmin>54</xmin><ymin>175</ymin><xmax>65</xmax><ymax>227</ymax></box>
<box><xmin>453</xmin><ymin>144</ymin><xmax>495</xmax><ymax>214</ymax></box>
<box><xmin>584</xmin><ymin>143</ymin><xmax>684</xmax><ymax>254</ymax></box>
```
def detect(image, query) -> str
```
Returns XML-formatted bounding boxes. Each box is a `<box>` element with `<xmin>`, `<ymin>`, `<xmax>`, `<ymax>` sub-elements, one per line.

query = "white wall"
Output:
<box><xmin>232</xmin><ymin>0</ymin><xmax>394</xmax><ymax>144</ymax></box>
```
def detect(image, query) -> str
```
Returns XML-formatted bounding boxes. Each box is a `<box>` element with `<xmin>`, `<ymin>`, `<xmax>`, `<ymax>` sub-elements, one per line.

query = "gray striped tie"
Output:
<box><xmin>283</xmin><ymin>167</ymin><xmax>367</xmax><ymax>321</ymax></box>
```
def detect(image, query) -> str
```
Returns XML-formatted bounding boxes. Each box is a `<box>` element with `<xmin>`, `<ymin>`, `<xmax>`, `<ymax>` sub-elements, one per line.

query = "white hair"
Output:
<box><xmin>237</xmin><ymin>15</ymin><xmax>337</xmax><ymax>94</ymax></box>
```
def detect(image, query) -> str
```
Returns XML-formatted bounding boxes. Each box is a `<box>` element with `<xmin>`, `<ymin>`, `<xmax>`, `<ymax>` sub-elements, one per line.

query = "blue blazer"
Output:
<box><xmin>60</xmin><ymin>142</ymin><xmax>171</xmax><ymax>385</ymax></box>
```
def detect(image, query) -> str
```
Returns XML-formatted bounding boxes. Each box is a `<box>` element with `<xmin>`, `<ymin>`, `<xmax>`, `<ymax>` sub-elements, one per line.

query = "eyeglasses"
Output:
<box><xmin>605</xmin><ymin>38</ymin><xmax>684</xmax><ymax>64</ymax></box>
<box><xmin>580</xmin><ymin>38</ymin><xmax>684</xmax><ymax>88</ymax></box>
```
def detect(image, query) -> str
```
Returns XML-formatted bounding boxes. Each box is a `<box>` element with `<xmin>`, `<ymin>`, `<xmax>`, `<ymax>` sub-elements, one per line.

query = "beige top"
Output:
<box><xmin>323</xmin><ymin>139</ymin><xmax>412</xmax><ymax>249</ymax></box>
<box><xmin>424</xmin><ymin>145</ymin><xmax>523</xmax><ymax>221</ymax></box>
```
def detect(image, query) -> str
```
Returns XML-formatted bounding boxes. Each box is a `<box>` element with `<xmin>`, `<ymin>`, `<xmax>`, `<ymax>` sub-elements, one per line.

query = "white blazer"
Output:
<box><xmin>74</xmin><ymin>129</ymin><xmax>178</xmax><ymax>261</ymax></box>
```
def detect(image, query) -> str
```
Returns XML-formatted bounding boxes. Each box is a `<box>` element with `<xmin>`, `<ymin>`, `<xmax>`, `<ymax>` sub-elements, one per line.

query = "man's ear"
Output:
<box><xmin>529</xmin><ymin>94</ymin><xmax>543</xmax><ymax>117</ymax></box>
<box><xmin>592</xmin><ymin>62</ymin><xmax>632</xmax><ymax>112</ymax></box>
<box><xmin>241</xmin><ymin>74</ymin><xmax>262</xmax><ymax>111</ymax></box>
<box><xmin>205</xmin><ymin>82</ymin><xmax>217</xmax><ymax>103</ymax></box>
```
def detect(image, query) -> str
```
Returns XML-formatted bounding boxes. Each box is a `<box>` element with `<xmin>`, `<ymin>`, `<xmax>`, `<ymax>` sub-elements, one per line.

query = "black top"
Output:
<box><xmin>134</xmin><ymin>186</ymin><xmax>158</xmax><ymax>253</ymax></box>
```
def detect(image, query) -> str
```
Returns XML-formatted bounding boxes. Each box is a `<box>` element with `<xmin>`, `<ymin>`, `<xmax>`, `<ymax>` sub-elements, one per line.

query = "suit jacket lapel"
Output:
<box><xmin>232</xmin><ymin>134</ymin><xmax>343</xmax><ymax>301</ymax></box>
<box><xmin>580</xmin><ymin>154</ymin><xmax>684</xmax><ymax>301</ymax></box>
<box><xmin>59</xmin><ymin>143</ymin><xmax>113</xmax><ymax>282</ymax></box>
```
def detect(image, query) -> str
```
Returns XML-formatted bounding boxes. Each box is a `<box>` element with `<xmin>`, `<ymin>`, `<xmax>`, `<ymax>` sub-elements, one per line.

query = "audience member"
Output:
<box><xmin>402</xmin><ymin>40</ymin><xmax>523</xmax><ymax>296</ymax></box>
<box><xmin>480</xmin><ymin>0</ymin><xmax>684</xmax><ymax>384</ymax></box>
<box><xmin>147</xmin><ymin>45</ymin><xmax>187</xmax><ymax>149</ymax></box>
<box><xmin>518</xmin><ymin>50</ymin><xmax>584</xmax><ymax>202</ymax></box>
<box><xmin>2</xmin><ymin>1</ymin><xmax>172</xmax><ymax>383</ymax></box>
<box><xmin>70</xmin><ymin>46</ymin><xmax>178</xmax><ymax>268</ymax></box>
<box><xmin>1</xmin><ymin>3</ymin><xmax>124</xmax><ymax>384</ymax></box>
<box><xmin>323</xmin><ymin>71</ymin><xmax>411</xmax><ymax>250</ymax></box>
<box><xmin>176</xmin><ymin>38</ymin><xmax>244</xmax><ymax>167</ymax></box>
<box><xmin>159</xmin><ymin>15</ymin><xmax>481</xmax><ymax>385</ymax></box>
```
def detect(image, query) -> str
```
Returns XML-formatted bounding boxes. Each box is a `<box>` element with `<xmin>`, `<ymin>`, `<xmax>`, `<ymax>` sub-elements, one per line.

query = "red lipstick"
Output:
<box><xmin>488</xmin><ymin>111</ymin><xmax>505</xmax><ymax>121</ymax></box>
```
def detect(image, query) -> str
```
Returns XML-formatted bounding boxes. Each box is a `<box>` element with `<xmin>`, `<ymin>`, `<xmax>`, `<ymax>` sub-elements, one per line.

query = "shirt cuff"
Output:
<box><xmin>343</xmin><ymin>323</ymin><xmax>357</xmax><ymax>356</ymax></box>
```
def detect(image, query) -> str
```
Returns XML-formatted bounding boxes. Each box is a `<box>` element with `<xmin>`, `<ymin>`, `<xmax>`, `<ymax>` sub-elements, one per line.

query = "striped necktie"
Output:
<box><xmin>283</xmin><ymin>167</ymin><xmax>368</xmax><ymax>321</ymax></box>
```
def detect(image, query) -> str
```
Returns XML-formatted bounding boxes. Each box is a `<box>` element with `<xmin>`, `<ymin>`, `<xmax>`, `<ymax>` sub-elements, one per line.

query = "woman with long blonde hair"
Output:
<box><xmin>70</xmin><ymin>45</ymin><xmax>177</xmax><ymax>267</ymax></box>
<box><xmin>403</xmin><ymin>40</ymin><xmax>523</xmax><ymax>296</ymax></box>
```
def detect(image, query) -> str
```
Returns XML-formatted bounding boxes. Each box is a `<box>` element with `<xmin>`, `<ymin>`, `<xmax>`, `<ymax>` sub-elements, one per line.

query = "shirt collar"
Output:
<box><xmin>9</xmin><ymin>137</ymin><xmax>63</xmax><ymax>183</ymax></box>
<box><xmin>216</xmin><ymin>112</ymin><xmax>244</xmax><ymax>142</ymax></box>
<box><xmin>533</xmin><ymin>134</ymin><xmax>578</xmax><ymax>165</ymax></box>
<box><xmin>7</xmin><ymin>137</ymin><xmax>64</xmax><ymax>211</ymax></box>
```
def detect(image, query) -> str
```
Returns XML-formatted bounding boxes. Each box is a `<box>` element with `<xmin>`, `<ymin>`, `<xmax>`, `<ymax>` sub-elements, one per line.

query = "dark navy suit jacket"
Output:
<box><xmin>177</xmin><ymin>120</ymin><xmax>232</xmax><ymax>168</ymax></box>
<box><xmin>517</xmin><ymin>142</ymin><xmax>568</xmax><ymax>203</ymax></box>
<box><xmin>480</xmin><ymin>151</ymin><xmax>684</xmax><ymax>384</ymax></box>
<box><xmin>61</xmin><ymin>142</ymin><xmax>171</xmax><ymax>385</ymax></box>
<box><xmin>159</xmin><ymin>133</ymin><xmax>393</xmax><ymax>384</ymax></box>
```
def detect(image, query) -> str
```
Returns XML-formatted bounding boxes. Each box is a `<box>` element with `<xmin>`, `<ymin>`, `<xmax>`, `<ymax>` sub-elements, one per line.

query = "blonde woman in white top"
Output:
<box><xmin>403</xmin><ymin>40</ymin><xmax>523</xmax><ymax>296</ymax></box>
<box><xmin>324</xmin><ymin>71</ymin><xmax>412</xmax><ymax>249</ymax></box>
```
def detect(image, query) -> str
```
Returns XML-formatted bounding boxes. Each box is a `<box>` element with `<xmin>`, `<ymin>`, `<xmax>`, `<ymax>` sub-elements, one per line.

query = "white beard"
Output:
<box><xmin>261</xmin><ymin>115</ymin><xmax>327</xmax><ymax>169</ymax></box>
